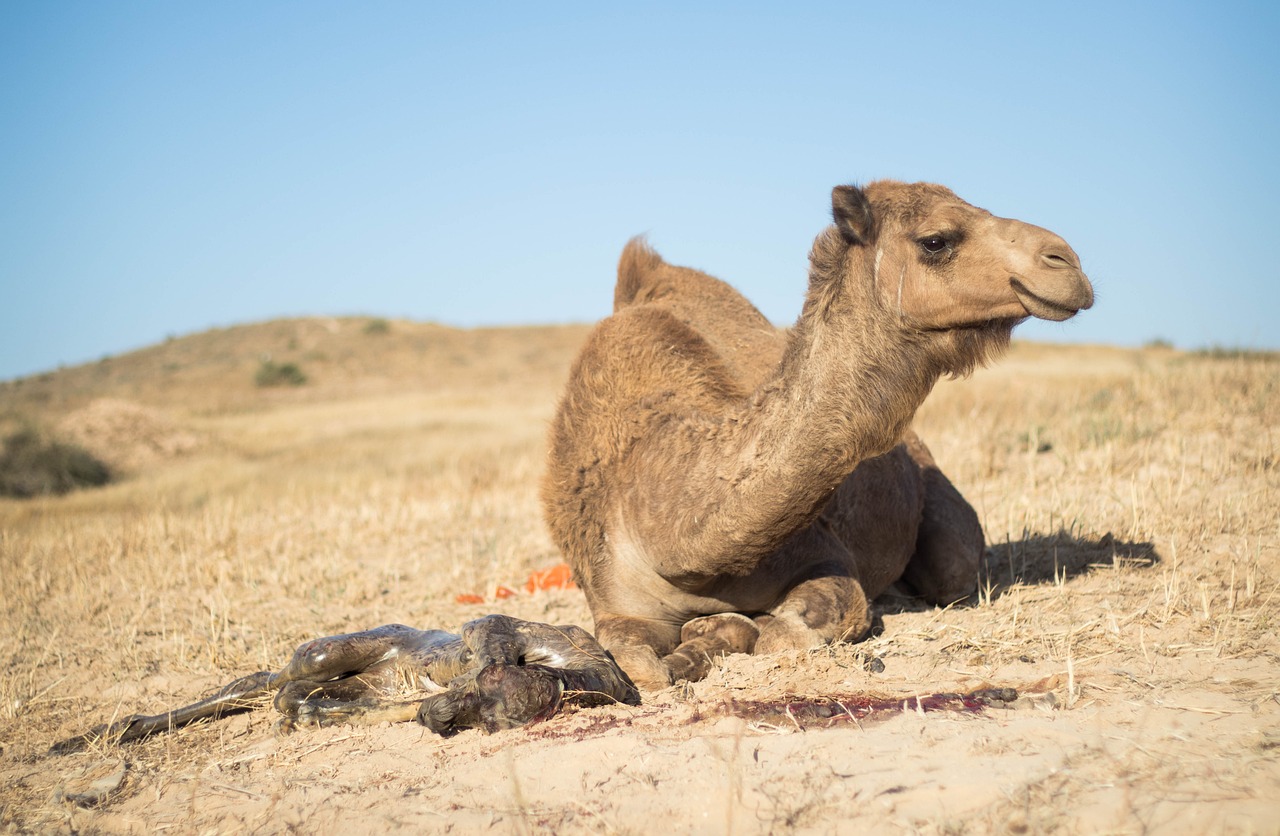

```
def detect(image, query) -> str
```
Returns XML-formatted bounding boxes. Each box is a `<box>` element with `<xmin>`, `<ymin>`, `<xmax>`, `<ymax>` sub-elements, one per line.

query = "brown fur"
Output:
<box><xmin>542</xmin><ymin>181</ymin><xmax>1093</xmax><ymax>689</ymax></box>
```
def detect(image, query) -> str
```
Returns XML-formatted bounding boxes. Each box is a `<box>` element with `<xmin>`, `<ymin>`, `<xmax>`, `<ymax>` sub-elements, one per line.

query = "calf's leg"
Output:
<box><xmin>50</xmin><ymin>671</ymin><xmax>275</xmax><ymax>754</ymax></box>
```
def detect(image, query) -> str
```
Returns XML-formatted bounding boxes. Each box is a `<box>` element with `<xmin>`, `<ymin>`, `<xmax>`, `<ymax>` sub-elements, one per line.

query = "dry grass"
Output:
<box><xmin>1</xmin><ymin>319</ymin><xmax>1277</xmax><ymax>833</ymax></box>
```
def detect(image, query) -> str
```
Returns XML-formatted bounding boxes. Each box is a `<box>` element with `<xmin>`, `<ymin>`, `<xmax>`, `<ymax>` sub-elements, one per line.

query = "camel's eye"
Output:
<box><xmin>919</xmin><ymin>235</ymin><xmax>950</xmax><ymax>255</ymax></box>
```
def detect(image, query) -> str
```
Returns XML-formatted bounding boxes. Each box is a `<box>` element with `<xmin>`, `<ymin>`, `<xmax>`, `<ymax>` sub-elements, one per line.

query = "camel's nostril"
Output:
<box><xmin>1040</xmin><ymin>251</ymin><xmax>1077</xmax><ymax>270</ymax></box>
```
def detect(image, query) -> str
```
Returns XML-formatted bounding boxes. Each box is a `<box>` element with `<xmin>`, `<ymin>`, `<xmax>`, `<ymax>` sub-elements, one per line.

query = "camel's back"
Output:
<box><xmin>613</xmin><ymin>238</ymin><xmax>785</xmax><ymax>389</ymax></box>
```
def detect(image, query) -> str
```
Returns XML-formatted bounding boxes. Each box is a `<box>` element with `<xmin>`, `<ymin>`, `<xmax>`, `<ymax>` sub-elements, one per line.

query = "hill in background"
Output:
<box><xmin>0</xmin><ymin>318</ymin><xmax>592</xmax><ymax>491</ymax></box>
<box><xmin>2</xmin><ymin>317</ymin><xmax>592</xmax><ymax>418</ymax></box>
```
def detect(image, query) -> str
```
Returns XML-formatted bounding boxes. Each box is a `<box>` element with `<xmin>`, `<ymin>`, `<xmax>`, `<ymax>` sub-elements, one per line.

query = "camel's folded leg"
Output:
<box><xmin>268</xmin><ymin>624</ymin><xmax>465</xmax><ymax>731</ymax></box>
<box><xmin>588</xmin><ymin>615</ymin><xmax>683</xmax><ymax>691</ymax></box>
<box><xmin>754</xmin><ymin>566</ymin><xmax>870</xmax><ymax>655</ymax></box>
<box><xmin>745</xmin><ymin>518</ymin><xmax>875</xmax><ymax>657</ymax></box>
<box><xmin>595</xmin><ymin>613</ymin><xmax>757</xmax><ymax>690</ymax></box>
<box><xmin>50</xmin><ymin>625</ymin><xmax>448</xmax><ymax>753</ymax></box>
<box><xmin>663</xmin><ymin>613</ymin><xmax>759</xmax><ymax>683</ymax></box>
<box><xmin>50</xmin><ymin>670</ymin><xmax>275</xmax><ymax>755</ymax></box>
<box><xmin>277</xmin><ymin>624</ymin><xmax>457</xmax><ymax>682</ymax></box>
<box><xmin>276</xmin><ymin>693</ymin><xmax>423</xmax><ymax>733</ymax></box>
<box><xmin>900</xmin><ymin>433</ymin><xmax>984</xmax><ymax>605</ymax></box>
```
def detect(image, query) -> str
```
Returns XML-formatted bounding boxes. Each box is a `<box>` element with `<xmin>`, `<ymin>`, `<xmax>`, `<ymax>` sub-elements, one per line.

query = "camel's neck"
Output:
<box><xmin>626</xmin><ymin>232</ymin><xmax>946</xmax><ymax>578</ymax></box>
<box><xmin>723</xmin><ymin>235</ymin><xmax>940</xmax><ymax>537</ymax></box>
<box><xmin>765</xmin><ymin>297</ymin><xmax>934</xmax><ymax>476</ymax></box>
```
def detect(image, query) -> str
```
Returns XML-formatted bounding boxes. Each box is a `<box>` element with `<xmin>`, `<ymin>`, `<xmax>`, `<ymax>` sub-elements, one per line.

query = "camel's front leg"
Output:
<box><xmin>584</xmin><ymin>615</ymin><xmax>682</xmax><ymax>691</ymax></box>
<box><xmin>275</xmin><ymin>624</ymin><xmax>451</xmax><ymax>683</ymax></box>
<box><xmin>663</xmin><ymin>613</ymin><xmax>760</xmax><ymax>683</ymax></box>
<box><xmin>50</xmin><ymin>671</ymin><xmax>276</xmax><ymax>754</ymax></box>
<box><xmin>753</xmin><ymin>565</ymin><xmax>871</xmax><ymax>655</ymax></box>
<box><xmin>592</xmin><ymin>613</ymin><xmax>759</xmax><ymax>688</ymax></box>
<box><xmin>271</xmin><ymin>625</ymin><xmax>455</xmax><ymax>732</ymax></box>
<box><xmin>749</xmin><ymin>519</ymin><xmax>873</xmax><ymax>655</ymax></box>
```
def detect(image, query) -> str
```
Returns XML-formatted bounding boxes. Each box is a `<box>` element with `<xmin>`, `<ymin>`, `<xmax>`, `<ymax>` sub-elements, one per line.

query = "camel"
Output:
<box><xmin>53</xmin><ymin>615</ymin><xmax>640</xmax><ymax>753</ymax></box>
<box><xmin>542</xmin><ymin>180</ymin><xmax>1093</xmax><ymax>690</ymax></box>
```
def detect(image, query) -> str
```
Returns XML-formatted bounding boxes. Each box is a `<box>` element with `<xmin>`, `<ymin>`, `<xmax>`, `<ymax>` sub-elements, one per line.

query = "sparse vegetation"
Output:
<box><xmin>1192</xmin><ymin>345</ymin><xmax>1280</xmax><ymax>362</ymax></box>
<box><xmin>363</xmin><ymin>317</ymin><xmax>391</xmax><ymax>335</ymax></box>
<box><xmin>0</xmin><ymin>427</ymin><xmax>111</xmax><ymax>497</ymax></box>
<box><xmin>254</xmin><ymin>359</ymin><xmax>307</xmax><ymax>387</ymax></box>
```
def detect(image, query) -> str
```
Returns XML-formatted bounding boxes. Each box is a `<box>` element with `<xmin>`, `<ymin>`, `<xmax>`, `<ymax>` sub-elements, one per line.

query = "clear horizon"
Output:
<box><xmin>2</xmin><ymin>2</ymin><xmax>1277</xmax><ymax>382</ymax></box>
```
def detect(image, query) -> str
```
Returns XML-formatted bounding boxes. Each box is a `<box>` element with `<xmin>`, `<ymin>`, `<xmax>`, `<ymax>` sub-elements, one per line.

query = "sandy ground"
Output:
<box><xmin>25</xmin><ymin>610</ymin><xmax>1280</xmax><ymax>835</ymax></box>
<box><xmin>1</xmin><ymin>321</ymin><xmax>1277</xmax><ymax>834</ymax></box>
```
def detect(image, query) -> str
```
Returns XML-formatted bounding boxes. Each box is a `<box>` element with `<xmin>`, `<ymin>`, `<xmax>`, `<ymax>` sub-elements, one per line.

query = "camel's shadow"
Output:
<box><xmin>876</xmin><ymin>531</ymin><xmax>1161</xmax><ymax>616</ymax></box>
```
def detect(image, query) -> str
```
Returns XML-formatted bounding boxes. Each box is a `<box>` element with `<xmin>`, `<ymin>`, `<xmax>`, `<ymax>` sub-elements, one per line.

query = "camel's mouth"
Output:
<box><xmin>1010</xmin><ymin>277</ymin><xmax>1089</xmax><ymax>322</ymax></box>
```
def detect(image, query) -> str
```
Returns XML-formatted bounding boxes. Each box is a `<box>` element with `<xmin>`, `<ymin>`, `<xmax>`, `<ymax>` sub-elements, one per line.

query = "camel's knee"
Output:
<box><xmin>755</xmin><ymin>611</ymin><xmax>824</xmax><ymax>654</ymax></box>
<box><xmin>603</xmin><ymin>643</ymin><xmax>673</xmax><ymax>690</ymax></box>
<box><xmin>274</xmin><ymin>680</ymin><xmax>322</xmax><ymax>717</ymax></box>
<box><xmin>679</xmin><ymin>612</ymin><xmax>759</xmax><ymax>651</ymax></box>
<box><xmin>754</xmin><ymin>607</ymin><xmax>871</xmax><ymax>654</ymax></box>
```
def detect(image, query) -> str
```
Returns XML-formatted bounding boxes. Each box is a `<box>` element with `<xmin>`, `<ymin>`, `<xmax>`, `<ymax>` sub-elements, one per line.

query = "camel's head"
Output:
<box><xmin>831</xmin><ymin>181</ymin><xmax>1094</xmax><ymax>330</ymax></box>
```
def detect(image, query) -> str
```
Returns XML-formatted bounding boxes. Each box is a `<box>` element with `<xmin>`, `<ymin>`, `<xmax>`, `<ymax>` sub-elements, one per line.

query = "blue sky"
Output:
<box><xmin>1</xmin><ymin>2</ymin><xmax>1276</xmax><ymax>381</ymax></box>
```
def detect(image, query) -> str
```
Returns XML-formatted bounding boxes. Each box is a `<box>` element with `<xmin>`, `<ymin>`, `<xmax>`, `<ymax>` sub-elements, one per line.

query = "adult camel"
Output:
<box><xmin>542</xmin><ymin>181</ymin><xmax>1093</xmax><ymax>689</ymax></box>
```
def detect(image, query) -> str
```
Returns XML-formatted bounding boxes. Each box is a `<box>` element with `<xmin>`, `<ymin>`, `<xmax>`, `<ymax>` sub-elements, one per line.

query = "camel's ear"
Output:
<box><xmin>832</xmin><ymin>185</ymin><xmax>877</xmax><ymax>246</ymax></box>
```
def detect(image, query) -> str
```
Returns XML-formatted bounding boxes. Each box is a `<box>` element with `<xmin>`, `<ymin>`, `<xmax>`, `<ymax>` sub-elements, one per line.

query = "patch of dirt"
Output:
<box><xmin>56</xmin><ymin>398</ymin><xmax>205</xmax><ymax>473</ymax></box>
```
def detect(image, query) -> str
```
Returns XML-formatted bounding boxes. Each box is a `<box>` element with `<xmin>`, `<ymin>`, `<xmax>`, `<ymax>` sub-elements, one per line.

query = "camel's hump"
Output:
<box><xmin>612</xmin><ymin>238</ymin><xmax>772</xmax><ymax>326</ymax></box>
<box><xmin>613</xmin><ymin>237</ymin><xmax>666</xmax><ymax>312</ymax></box>
<box><xmin>609</xmin><ymin>236</ymin><xmax>784</xmax><ymax>388</ymax></box>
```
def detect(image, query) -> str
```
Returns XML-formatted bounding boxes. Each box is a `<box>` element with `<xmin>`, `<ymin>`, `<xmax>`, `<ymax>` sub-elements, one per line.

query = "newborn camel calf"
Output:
<box><xmin>53</xmin><ymin>615</ymin><xmax>639</xmax><ymax>753</ymax></box>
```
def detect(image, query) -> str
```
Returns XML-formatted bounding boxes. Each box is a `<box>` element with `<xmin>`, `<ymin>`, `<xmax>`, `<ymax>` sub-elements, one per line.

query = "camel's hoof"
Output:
<box><xmin>754</xmin><ymin>613</ymin><xmax>825</xmax><ymax>655</ymax></box>
<box><xmin>664</xmin><ymin>652</ymin><xmax>703</xmax><ymax>684</ymax></box>
<box><xmin>608</xmin><ymin>644</ymin><xmax>673</xmax><ymax>692</ymax></box>
<box><xmin>679</xmin><ymin>612</ymin><xmax>760</xmax><ymax>653</ymax></box>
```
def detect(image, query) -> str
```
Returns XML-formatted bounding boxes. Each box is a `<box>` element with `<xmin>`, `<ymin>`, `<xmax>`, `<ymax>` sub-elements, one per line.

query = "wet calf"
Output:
<box><xmin>53</xmin><ymin>614</ymin><xmax>639</xmax><ymax>753</ymax></box>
